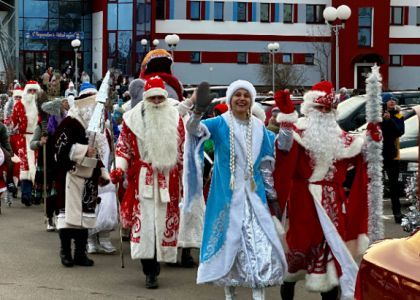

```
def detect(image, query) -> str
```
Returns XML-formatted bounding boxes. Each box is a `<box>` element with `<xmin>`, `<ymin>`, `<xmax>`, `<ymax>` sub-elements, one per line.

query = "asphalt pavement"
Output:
<box><xmin>0</xmin><ymin>197</ymin><xmax>408</xmax><ymax>300</ymax></box>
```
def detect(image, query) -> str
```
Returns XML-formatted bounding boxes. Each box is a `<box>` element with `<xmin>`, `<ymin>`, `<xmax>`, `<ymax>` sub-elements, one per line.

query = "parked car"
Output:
<box><xmin>337</xmin><ymin>91</ymin><xmax>420</xmax><ymax>131</ymax></box>
<box><xmin>184</xmin><ymin>85</ymin><xmax>229</xmax><ymax>99</ymax></box>
<box><xmin>259</xmin><ymin>96</ymin><xmax>304</xmax><ymax>125</ymax></box>
<box><xmin>355</xmin><ymin>231</ymin><xmax>420</xmax><ymax>299</ymax></box>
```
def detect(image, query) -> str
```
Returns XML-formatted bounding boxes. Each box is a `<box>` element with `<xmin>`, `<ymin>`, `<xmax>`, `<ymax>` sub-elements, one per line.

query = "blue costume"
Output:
<box><xmin>184</xmin><ymin>112</ymin><xmax>286</xmax><ymax>289</ymax></box>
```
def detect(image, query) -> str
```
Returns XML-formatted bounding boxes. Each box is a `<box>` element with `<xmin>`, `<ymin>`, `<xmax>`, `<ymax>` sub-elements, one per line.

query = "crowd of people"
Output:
<box><xmin>0</xmin><ymin>49</ymin><xmax>403</xmax><ymax>300</ymax></box>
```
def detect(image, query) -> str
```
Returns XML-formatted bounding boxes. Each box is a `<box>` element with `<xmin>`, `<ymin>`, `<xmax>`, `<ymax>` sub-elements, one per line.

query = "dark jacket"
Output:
<box><xmin>381</xmin><ymin>109</ymin><xmax>405</xmax><ymax>161</ymax></box>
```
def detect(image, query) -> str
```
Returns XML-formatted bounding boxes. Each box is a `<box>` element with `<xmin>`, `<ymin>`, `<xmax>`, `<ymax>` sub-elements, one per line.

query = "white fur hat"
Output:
<box><xmin>13</xmin><ymin>87</ymin><xmax>24</xmax><ymax>98</ymax></box>
<box><xmin>226</xmin><ymin>80</ymin><xmax>257</xmax><ymax>107</ymax></box>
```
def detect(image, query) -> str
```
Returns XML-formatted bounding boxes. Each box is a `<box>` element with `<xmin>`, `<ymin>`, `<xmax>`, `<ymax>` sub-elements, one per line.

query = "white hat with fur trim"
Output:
<box><xmin>24</xmin><ymin>80</ymin><xmax>41</xmax><ymax>94</ymax></box>
<box><xmin>226</xmin><ymin>79</ymin><xmax>257</xmax><ymax>107</ymax></box>
<box><xmin>143</xmin><ymin>76</ymin><xmax>168</xmax><ymax>100</ymax></box>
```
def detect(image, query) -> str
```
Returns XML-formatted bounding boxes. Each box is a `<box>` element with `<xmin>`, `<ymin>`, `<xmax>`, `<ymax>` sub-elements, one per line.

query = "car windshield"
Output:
<box><xmin>337</xmin><ymin>95</ymin><xmax>367</xmax><ymax>121</ymax></box>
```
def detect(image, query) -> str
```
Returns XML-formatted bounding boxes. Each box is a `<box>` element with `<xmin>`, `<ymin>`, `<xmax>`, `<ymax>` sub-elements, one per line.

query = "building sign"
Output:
<box><xmin>25</xmin><ymin>31</ymin><xmax>84</xmax><ymax>40</ymax></box>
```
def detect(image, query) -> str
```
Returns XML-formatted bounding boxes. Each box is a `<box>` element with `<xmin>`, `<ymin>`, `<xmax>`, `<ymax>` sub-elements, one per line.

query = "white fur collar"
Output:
<box><xmin>67</xmin><ymin>107</ymin><xmax>88</xmax><ymax>129</ymax></box>
<box><xmin>221</xmin><ymin>113</ymin><xmax>264</xmax><ymax>164</ymax></box>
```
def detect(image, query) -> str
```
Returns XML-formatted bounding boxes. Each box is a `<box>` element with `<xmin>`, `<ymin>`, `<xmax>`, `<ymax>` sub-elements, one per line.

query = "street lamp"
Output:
<box><xmin>165</xmin><ymin>34</ymin><xmax>180</xmax><ymax>61</ymax></box>
<box><xmin>152</xmin><ymin>39</ymin><xmax>160</xmax><ymax>48</ymax></box>
<box><xmin>267</xmin><ymin>42</ymin><xmax>280</xmax><ymax>93</ymax></box>
<box><xmin>323</xmin><ymin>5</ymin><xmax>352</xmax><ymax>91</ymax></box>
<box><xmin>71</xmin><ymin>38</ymin><xmax>81</xmax><ymax>92</ymax></box>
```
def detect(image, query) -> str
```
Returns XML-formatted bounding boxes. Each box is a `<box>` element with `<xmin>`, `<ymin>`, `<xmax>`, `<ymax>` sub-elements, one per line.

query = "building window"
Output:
<box><xmin>214</xmin><ymin>2</ymin><xmax>224</xmax><ymax>21</ymax></box>
<box><xmin>390</xmin><ymin>6</ymin><xmax>403</xmax><ymax>25</ymax></box>
<box><xmin>156</xmin><ymin>0</ymin><xmax>166</xmax><ymax>20</ymax></box>
<box><xmin>417</xmin><ymin>7</ymin><xmax>420</xmax><ymax>25</ymax></box>
<box><xmin>305</xmin><ymin>54</ymin><xmax>315</xmax><ymax>65</ymax></box>
<box><xmin>260</xmin><ymin>3</ymin><xmax>270</xmax><ymax>22</ymax></box>
<box><xmin>284</xmin><ymin>4</ymin><xmax>293</xmax><ymax>23</ymax></box>
<box><xmin>260</xmin><ymin>53</ymin><xmax>269</xmax><ymax>64</ymax></box>
<box><xmin>237</xmin><ymin>52</ymin><xmax>247</xmax><ymax>64</ymax></box>
<box><xmin>237</xmin><ymin>2</ymin><xmax>247</xmax><ymax>22</ymax></box>
<box><xmin>283</xmin><ymin>53</ymin><xmax>292</xmax><ymax>64</ymax></box>
<box><xmin>190</xmin><ymin>1</ymin><xmax>201</xmax><ymax>20</ymax></box>
<box><xmin>191</xmin><ymin>51</ymin><xmax>201</xmax><ymax>63</ymax></box>
<box><xmin>306</xmin><ymin>5</ymin><xmax>325</xmax><ymax>24</ymax></box>
<box><xmin>390</xmin><ymin>55</ymin><xmax>402</xmax><ymax>66</ymax></box>
<box><xmin>358</xmin><ymin>8</ymin><xmax>373</xmax><ymax>47</ymax></box>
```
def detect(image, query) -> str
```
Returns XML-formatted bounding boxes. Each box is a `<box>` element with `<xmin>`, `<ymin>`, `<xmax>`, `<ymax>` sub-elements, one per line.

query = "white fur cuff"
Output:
<box><xmin>276</xmin><ymin>111</ymin><xmax>298</xmax><ymax>124</ymax></box>
<box><xmin>116</xmin><ymin>156</ymin><xmax>128</xmax><ymax>172</ymax></box>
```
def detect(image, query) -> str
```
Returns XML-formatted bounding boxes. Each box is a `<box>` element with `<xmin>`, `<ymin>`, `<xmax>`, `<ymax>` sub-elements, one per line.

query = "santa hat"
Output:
<box><xmin>13</xmin><ymin>87</ymin><xmax>24</xmax><ymax>98</ymax></box>
<box><xmin>214</xmin><ymin>103</ymin><xmax>229</xmax><ymax>115</ymax></box>
<box><xmin>24</xmin><ymin>80</ymin><xmax>41</xmax><ymax>94</ymax></box>
<box><xmin>301</xmin><ymin>80</ymin><xmax>337</xmax><ymax>115</ymax></box>
<box><xmin>226</xmin><ymin>80</ymin><xmax>256</xmax><ymax>107</ymax></box>
<box><xmin>143</xmin><ymin>76</ymin><xmax>168</xmax><ymax>100</ymax></box>
<box><xmin>79</xmin><ymin>82</ymin><xmax>97</xmax><ymax>97</ymax></box>
<box><xmin>252</xmin><ymin>103</ymin><xmax>266</xmax><ymax>123</ymax></box>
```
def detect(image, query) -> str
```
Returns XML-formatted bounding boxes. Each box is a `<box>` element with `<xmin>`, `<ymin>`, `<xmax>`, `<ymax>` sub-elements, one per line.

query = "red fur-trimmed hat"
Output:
<box><xmin>13</xmin><ymin>87</ymin><xmax>24</xmax><ymax>98</ymax></box>
<box><xmin>301</xmin><ymin>80</ymin><xmax>337</xmax><ymax>115</ymax></box>
<box><xmin>24</xmin><ymin>80</ymin><xmax>41</xmax><ymax>94</ymax></box>
<box><xmin>143</xmin><ymin>76</ymin><xmax>168</xmax><ymax>100</ymax></box>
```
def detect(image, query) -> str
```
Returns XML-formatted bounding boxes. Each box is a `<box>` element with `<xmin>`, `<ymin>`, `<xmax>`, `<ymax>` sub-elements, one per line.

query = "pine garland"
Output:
<box><xmin>365</xmin><ymin>65</ymin><xmax>384</xmax><ymax>242</ymax></box>
<box><xmin>402</xmin><ymin>173</ymin><xmax>420</xmax><ymax>233</ymax></box>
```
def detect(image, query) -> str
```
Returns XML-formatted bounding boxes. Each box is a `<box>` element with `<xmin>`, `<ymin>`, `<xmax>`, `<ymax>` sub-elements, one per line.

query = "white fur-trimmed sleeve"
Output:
<box><xmin>116</xmin><ymin>156</ymin><xmax>128</xmax><ymax>172</ymax></box>
<box><xmin>276</xmin><ymin>110</ymin><xmax>298</xmax><ymax>124</ymax></box>
<box><xmin>69</xmin><ymin>143</ymin><xmax>88</xmax><ymax>164</ymax></box>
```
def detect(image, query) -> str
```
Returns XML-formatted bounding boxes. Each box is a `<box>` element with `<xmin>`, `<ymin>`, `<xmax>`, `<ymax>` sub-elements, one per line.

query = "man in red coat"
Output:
<box><xmin>273</xmin><ymin>81</ymin><xmax>369</xmax><ymax>300</ymax></box>
<box><xmin>110</xmin><ymin>76</ymin><xmax>185</xmax><ymax>289</ymax></box>
<box><xmin>10</xmin><ymin>80</ymin><xmax>40</xmax><ymax>206</ymax></box>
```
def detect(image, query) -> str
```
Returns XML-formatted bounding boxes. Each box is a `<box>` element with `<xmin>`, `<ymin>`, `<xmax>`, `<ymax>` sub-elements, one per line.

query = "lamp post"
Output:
<box><xmin>71</xmin><ymin>38</ymin><xmax>81</xmax><ymax>92</ymax></box>
<box><xmin>152</xmin><ymin>39</ymin><xmax>159</xmax><ymax>48</ymax></box>
<box><xmin>323</xmin><ymin>5</ymin><xmax>352</xmax><ymax>91</ymax></box>
<box><xmin>267</xmin><ymin>42</ymin><xmax>279</xmax><ymax>93</ymax></box>
<box><xmin>165</xmin><ymin>34</ymin><xmax>180</xmax><ymax>61</ymax></box>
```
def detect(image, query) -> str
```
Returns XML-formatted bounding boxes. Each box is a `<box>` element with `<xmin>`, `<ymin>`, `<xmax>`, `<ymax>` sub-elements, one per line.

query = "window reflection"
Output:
<box><xmin>23</xmin><ymin>1</ymin><xmax>48</xmax><ymax>18</ymax></box>
<box><xmin>108</xmin><ymin>4</ymin><xmax>118</xmax><ymax>30</ymax></box>
<box><xmin>24</xmin><ymin>19</ymin><xmax>48</xmax><ymax>31</ymax></box>
<box><xmin>118</xmin><ymin>3</ymin><xmax>133</xmax><ymax>30</ymax></box>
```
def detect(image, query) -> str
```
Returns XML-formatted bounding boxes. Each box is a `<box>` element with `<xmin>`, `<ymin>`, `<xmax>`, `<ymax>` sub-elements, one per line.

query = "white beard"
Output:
<box><xmin>22</xmin><ymin>94</ymin><xmax>38</xmax><ymax>132</ymax></box>
<box><xmin>302</xmin><ymin>110</ymin><xmax>345</xmax><ymax>173</ymax></box>
<box><xmin>142</xmin><ymin>100</ymin><xmax>179</xmax><ymax>171</ymax></box>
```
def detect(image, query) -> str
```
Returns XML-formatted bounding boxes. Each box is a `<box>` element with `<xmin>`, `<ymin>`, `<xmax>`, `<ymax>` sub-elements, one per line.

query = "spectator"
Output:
<box><xmin>267</xmin><ymin>107</ymin><xmax>280</xmax><ymax>134</ymax></box>
<box><xmin>381</xmin><ymin>93</ymin><xmax>405</xmax><ymax>224</ymax></box>
<box><xmin>339</xmin><ymin>87</ymin><xmax>350</xmax><ymax>102</ymax></box>
<box><xmin>65</xmin><ymin>81</ymin><xmax>78</xmax><ymax>98</ymax></box>
<box><xmin>41</xmin><ymin>67</ymin><xmax>53</xmax><ymax>91</ymax></box>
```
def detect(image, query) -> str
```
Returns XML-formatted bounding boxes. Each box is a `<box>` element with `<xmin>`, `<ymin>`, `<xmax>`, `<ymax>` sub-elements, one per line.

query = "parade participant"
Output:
<box><xmin>64</xmin><ymin>81</ymin><xmax>78</xmax><ymax>98</ymax></box>
<box><xmin>140</xmin><ymin>49</ymin><xmax>184</xmax><ymax>101</ymax></box>
<box><xmin>87</xmin><ymin>123</ymin><xmax>118</xmax><ymax>255</ymax></box>
<box><xmin>273</xmin><ymin>83</ymin><xmax>369</xmax><ymax>300</ymax></box>
<box><xmin>110</xmin><ymin>76</ymin><xmax>185</xmax><ymax>289</ymax></box>
<box><xmin>54</xmin><ymin>94</ymin><xmax>109</xmax><ymax>267</ymax></box>
<box><xmin>10</xmin><ymin>80</ymin><xmax>41</xmax><ymax>206</ymax></box>
<box><xmin>184</xmin><ymin>80</ymin><xmax>287</xmax><ymax>300</ymax></box>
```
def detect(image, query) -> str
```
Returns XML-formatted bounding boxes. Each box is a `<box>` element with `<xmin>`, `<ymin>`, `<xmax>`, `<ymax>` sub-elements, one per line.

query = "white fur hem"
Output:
<box><xmin>20</xmin><ymin>171</ymin><xmax>30</xmax><ymax>181</ymax></box>
<box><xmin>276</xmin><ymin>111</ymin><xmax>298</xmax><ymax>123</ymax></box>
<box><xmin>305</xmin><ymin>261</ymin><xmax>339</xmax><ymax>293</ymax></box>
<box><xmin>115</xmin><ymin>156</ymin><xmax>128</xmax><ymax>172</ymax></box>
<box><xmin>346</xmin><ymin>234</ymin><xmax>370</xmax><ymax>258</ymax></box>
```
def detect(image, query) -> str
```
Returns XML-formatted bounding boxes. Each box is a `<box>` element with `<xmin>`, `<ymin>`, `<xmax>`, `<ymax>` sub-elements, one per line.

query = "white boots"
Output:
<box><xmin>87</xmin><ymin>232</ymin><xmax>116</xmax><ymax>254</ymax></box>
<box><xmin>224</xmin><ymin>287</ymin><xmax>265</xmax><ymax>300</ymax></box>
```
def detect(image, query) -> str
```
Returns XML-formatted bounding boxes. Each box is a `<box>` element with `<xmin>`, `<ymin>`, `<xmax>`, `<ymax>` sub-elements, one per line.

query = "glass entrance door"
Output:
<box><xmin>22</xmin><ymin>51</ymin><xmax>48</xmax><ymax>81</ymax></box>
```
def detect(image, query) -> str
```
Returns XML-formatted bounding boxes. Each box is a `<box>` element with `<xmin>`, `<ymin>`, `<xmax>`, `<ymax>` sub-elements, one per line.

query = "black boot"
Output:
<box><xmin>181</xmin><ymin>248</ymin><xmax>196</xmax><ymax>268</ymax></box>
<box><xmin>321</xmin><ymin>287</ymin><xmax>339</xmax><ymax>300</ymax></box>
<box><xmin>73</xmin><ymin>229</ymin><xmax>94</xmax><ymax>266</ymax></box>
<box><xmin>280</xmin><ymin>281</ymin><xmax>296</xmax><ymax>300</ymax></box>
<box><xmin>21</xmin><ymin>196</ymin><xmax>31</xmax><ymax>207</ymax></box>
<box><xmin>59</xmin><ymin>229</ymin><xmax>74</xmax><ymax>267</ymax></box>
<box><xmin>142</xmin><ymin>258</ymin><xmax>160</xmax><ymax>289</ymax></box>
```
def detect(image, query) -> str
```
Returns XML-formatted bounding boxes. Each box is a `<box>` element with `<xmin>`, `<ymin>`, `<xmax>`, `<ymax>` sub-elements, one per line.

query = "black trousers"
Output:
<box><xmin>141</xmin><ymin>256</ymin><xmax>160</xmax><ymax>276</ymax></box>
<box><xmin>384</xmin><ymin>159</ymin><xmax>401</xmax><ymax>216</ymax></box>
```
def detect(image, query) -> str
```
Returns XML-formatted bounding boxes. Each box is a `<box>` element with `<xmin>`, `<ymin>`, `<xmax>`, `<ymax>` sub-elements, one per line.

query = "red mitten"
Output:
<box><xmin>274</xmin><ymin>90</ymin><xmax>295</xmax><ymax>114</ymax></box>
<box><xmin>367</xmin><ymin>122</ymin><xmax>382</xmax><ymax>142</ymax></box>
<box><xmin>110</xmin><ymin>168</ymin><xmax>124</xmax><ymax>184</ymax></box>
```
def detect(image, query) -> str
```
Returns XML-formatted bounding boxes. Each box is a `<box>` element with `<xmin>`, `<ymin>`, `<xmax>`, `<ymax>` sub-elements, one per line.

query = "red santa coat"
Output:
<box><xmin>10</xmin><ymin>98</ymin><xmax>39</xmax><ymax>181</ymax></box>
<box><xmin>115</xmin><ymin>103</ymin><xmax>184</xmax><ymax>262</ymax></box>
<box><xmin>274</xmin><ymin>123</ymin><xmax>369</xmax><ymax>295</ymax></box>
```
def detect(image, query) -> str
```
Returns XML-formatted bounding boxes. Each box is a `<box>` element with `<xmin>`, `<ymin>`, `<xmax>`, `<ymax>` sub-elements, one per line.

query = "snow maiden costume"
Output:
<box><xmin>184</xmin><ymin>80</ymin><xmax>286</xmax><ymax>300</ymax></box>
